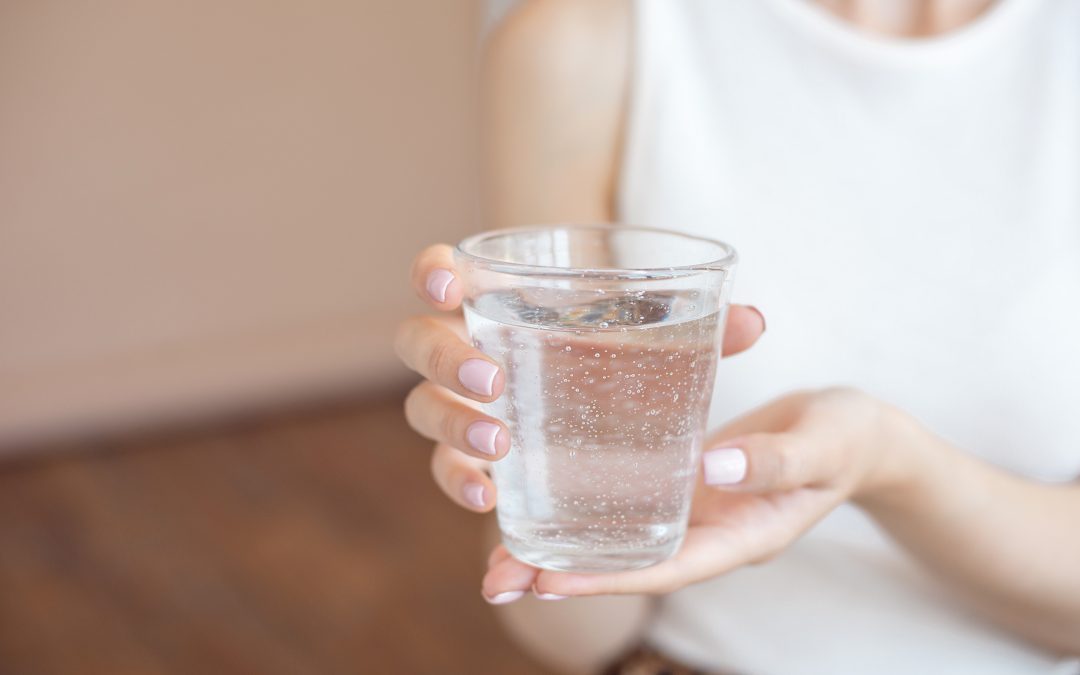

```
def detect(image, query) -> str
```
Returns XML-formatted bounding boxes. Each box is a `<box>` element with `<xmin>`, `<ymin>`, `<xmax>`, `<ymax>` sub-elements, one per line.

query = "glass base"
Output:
<box><xmin>501</xmin><ymin>526</ymin><xmax>682</xmax><ymax>573</ymax></box>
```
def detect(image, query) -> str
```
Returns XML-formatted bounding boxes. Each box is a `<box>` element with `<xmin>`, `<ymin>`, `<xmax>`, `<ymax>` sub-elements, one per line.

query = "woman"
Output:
<box><xmin>395</xmin><ymin>0</ymin><xmax>1080</xmax><ymax>672</ymax></box>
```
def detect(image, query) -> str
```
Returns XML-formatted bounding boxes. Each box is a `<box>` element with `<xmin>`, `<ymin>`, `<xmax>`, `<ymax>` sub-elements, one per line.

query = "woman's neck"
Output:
<box><xmin>813</xmin><ymin>0</ymin><xmax>996</xmax><ymax>37</ymax></box>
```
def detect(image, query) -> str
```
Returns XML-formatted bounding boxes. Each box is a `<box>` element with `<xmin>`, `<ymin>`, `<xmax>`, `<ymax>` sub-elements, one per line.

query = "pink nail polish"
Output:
<box><xmin>426</xmin><ymin>268</ymin><xmax>455</xmax><ymax>303</ymax></box>
<box><xmin>703</xmin><ymin>448</ymin><xmax>747</xmax><ymax>485</ymax></box>
<box><xmin>463</xmin><ymin>482</ymin><xmax>486</xmax><ymax>508</ymax></box>
<box><xmin>466</xmin><ymin>421</ymin><xmax>501</xmax><ymax>456</ymax></box>
<box><xmin>458</xmin><ymin>359</ymin><xmax>499</xmax><ymax>397</ymax></box>
<box><xmin>484</xmin><ymin>590</ymin><xmax>524</xmax><ymax>605</ymax></box>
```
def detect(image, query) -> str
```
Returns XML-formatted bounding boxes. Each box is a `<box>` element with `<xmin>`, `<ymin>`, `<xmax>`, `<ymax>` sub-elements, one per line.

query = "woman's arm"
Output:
<box><xmin>857</xmin><ymin>408</ymin><xmax>1080</xmax><ymax>654</ymax></box>
<box><xmin>481</xmin><ymin>0</ymin><xmax>629</xmax><ymax>229</ymax></box>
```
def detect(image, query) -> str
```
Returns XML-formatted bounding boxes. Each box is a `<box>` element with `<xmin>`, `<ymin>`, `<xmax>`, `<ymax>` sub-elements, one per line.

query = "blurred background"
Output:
<box><xmin>0</xmin><ymin>1</ymin><xmax>549</xmax><ymax>672</ymax></box>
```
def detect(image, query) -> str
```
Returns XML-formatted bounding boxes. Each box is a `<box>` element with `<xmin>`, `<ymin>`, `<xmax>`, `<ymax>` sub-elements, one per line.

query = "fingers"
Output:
<box><xmin>395</xmin><ymin>314</ymin><xmax>504</xmax><ymax>402</ymax></box>
<box><xmin>430</xmin><ymin>442</ymin><xmax>496</xmax><ymax>512</ymax></box>
<box><xmin>480</xmin><ymin>528</ymin><xmax>752</xmax><ymax>599</ymax></box>
<box><xmin>487</xmin><ymin>544</ymin><xmax>514</xmax><ymax>569</ymax></box>
<box><xmin>411</xmin><ymin>244</ymin><xmax>463</xmax><ymax>310</ymax></box>
<box><xmin>532</xmin><ymin>559</ymin><xmax>685</xmax><ymax>598</ymax></box>
<box><xmin>481</xmin><ymin>554</ymin><xmax>541</xmax><ymax>604</ymax></box>
<box><xmin>405</xmin><ymin>381</ymin><xmax>510</xmax><ymax>459</ymax></box>
<box><xmin>721</xmin><ymin>304</ymin><xmax>766</xmax><ymax>357</ymax></box>
<box><xmin>702</xmin><ymin>432</ymin><xmax>838</xmax><ymax>493</ymax></box>
<box><xmin>698</xmin><ymin>391</ymin><xmax>846</xmax><ymax>493</ymax></box>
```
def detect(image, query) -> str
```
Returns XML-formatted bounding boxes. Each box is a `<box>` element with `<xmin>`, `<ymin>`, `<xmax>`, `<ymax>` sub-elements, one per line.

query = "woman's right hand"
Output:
<box><xmin>394</xmin><ymin>242</ymin><xmax>768</xmax><ymax>518</ymax></box>
<box><xmin>394</xmin><ymin>244</ymin><xmax>510</xmax><ymax>514</ymax></box>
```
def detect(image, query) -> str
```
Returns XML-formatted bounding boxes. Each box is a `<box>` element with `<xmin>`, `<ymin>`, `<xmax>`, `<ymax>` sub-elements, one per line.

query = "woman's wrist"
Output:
<box><xmin>850</xmin><ymin>399</ymin><xmax>944</xmax><ymax>515</ymax></box>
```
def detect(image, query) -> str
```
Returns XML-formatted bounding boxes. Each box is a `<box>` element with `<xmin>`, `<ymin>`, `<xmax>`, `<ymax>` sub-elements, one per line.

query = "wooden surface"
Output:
<box><xmin>0</xmin><ymin>394</ymin><xmax>553</xmax><ymax>675</ymax></box>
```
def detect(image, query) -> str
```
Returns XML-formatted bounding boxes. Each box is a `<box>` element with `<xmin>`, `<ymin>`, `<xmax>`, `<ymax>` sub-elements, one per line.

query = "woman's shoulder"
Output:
<box><xmin>483</xmin><ymin>0</ymin><xmax>631</xmax><ymax>225</ymax></box>
<box><xmin>486</xmin><ymin>0</ymin><xmax>630</xmax><ymax>87</ymax></box>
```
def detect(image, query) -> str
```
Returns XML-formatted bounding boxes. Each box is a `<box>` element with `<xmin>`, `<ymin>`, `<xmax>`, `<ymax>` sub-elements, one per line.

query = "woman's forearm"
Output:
<box><xmin>855</xmin><ymin>406</ymin><xmax>1080</xmax><ymax>654</ymax></box>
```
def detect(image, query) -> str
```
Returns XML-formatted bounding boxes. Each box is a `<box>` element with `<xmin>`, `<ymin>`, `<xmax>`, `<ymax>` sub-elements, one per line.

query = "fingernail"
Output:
<box><xmin>426</xmin><ymin>268</ymin><xmax>455</xmax><ymax>303</ymax></box>
<box><xmin>466</xmin><ymin>421</ymin><xmax>501</xmax><ymax>456</ymax></box>
<box><xmin>462</xmin><ymin>482</ymin><xmax>486</xmax><ymax>508</ymax></box>
<box><xmin>458</xmin><ymin>359</ymin><xmax>499</xmax><ymax>396</ymax></box>
<box><xmin>533</xmin><ymin>590</ymin><xmax>568</xmax><ymax>601</ymax></box>
<box><xmin>748</xmin><ymin>305</ymin><xmax>766</xmax><ymax>332</ymax></box>
<box><xmin>484</xmin><ymin>590</ymin><xmax>524</xmax><ymax>605</ymax></box>
<box><xmin>703</xmin><ymin>447</ymin><xmax>747</xmax><ymax>485</ymax></box>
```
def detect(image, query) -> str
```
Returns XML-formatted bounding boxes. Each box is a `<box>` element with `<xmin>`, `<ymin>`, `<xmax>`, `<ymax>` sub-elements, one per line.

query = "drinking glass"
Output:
<box><xmin>455</xmin><ymin>224</ymin><xmax>737</xmax><ymax>572</ymax></box>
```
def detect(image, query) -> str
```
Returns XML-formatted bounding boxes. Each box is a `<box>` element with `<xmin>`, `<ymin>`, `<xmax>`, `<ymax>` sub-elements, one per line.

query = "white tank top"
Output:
<box><xmin>618</xmin><ymin>0</ymin><xmax>1080</xmax><ymax>673</ymax></box>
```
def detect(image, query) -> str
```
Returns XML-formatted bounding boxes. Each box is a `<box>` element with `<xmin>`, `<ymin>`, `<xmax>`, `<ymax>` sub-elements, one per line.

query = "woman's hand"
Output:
<box><xmin>397</xmin><ymin>246</ymin><xmax>1080</xmax><ymax>653</ymax></box>
<box><xmin>394</xmin><ymin>242</ymin><xmax>767</xmax><ymax>520</ymax></box>
<box><xmin>482</xmin><ymin>387</ymin><xmax>902</xmax><ymax>600</ymax></box>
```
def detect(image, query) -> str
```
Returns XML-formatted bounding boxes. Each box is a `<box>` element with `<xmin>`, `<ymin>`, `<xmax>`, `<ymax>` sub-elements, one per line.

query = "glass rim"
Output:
<box><xmin>455</xmin><ymin>223</ymin><xmax>738</xmax><ymax>280</ymax></box>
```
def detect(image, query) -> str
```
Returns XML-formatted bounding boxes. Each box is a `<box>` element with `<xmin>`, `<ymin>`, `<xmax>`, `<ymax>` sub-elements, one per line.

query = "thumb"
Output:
<box><xmin>701</xmin><ymin>432</ymin><xmax>834</xmax><ymax>493</ymax></box>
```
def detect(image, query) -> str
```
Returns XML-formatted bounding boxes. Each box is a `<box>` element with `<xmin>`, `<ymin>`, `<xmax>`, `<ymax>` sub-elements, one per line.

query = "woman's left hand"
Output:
<box><xmin>482</xmin><ymin>387</ymin><xmax>904</xmax><ymax>601</ymax></box>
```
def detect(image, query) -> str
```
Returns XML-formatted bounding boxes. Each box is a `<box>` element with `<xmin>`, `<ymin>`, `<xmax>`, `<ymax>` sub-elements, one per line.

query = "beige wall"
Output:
<box><xmin>0</xmin><ymin>1</ymin><xmax>482</xmax><ymax>448</ymax></box>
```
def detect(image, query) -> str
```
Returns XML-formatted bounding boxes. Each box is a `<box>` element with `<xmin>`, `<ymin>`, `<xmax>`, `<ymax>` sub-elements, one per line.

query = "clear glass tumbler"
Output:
<box><xmin>455</xmin><ymin>224</ymin><xmax>737</xmax><ymax>572</ymax></box>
